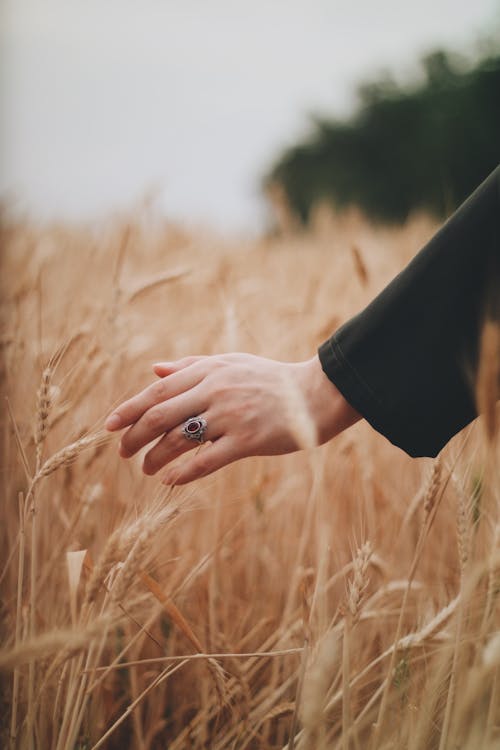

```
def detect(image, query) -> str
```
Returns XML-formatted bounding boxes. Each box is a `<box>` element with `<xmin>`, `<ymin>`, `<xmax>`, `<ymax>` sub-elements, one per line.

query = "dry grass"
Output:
<box><xmin>0</xmin><ymin>207</ymin><xmax>499</xmax><ymax>749</ymax></box>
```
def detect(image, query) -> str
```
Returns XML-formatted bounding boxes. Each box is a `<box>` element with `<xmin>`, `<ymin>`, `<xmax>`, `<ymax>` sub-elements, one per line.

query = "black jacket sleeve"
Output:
<box><xmin>318</xmin><ymin>165</ymin><xmax>500</xmax><ymax>457</ymax></box>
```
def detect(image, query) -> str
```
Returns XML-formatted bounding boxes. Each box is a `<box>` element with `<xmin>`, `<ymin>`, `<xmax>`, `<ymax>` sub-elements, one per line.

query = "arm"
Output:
<box><xmin>105</xmin><ymin>166</ymin><xmax>499</xmax><ymax>481</ymax></box>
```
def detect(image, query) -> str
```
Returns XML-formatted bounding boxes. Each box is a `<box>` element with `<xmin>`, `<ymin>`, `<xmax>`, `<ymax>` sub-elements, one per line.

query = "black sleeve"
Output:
<box><xmin>318</xmin><ymin>165</ymin><xmax>500</xmax><ymax>457</ymax></box>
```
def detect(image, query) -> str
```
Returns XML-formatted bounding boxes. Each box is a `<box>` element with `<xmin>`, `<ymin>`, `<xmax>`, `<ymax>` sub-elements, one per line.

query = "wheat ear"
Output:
<box><xmin>34</xmin><ymin>365</ymin><xmax>52</xmax><ymax>471</ymax></box>
<box><xmin>34</xmin><ymin>432</ymin><xmax>109</xmax><ymax>485</ymax></box>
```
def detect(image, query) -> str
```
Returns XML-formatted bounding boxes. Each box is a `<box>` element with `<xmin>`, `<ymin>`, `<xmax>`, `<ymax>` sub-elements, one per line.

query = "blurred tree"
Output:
<box><xmin>266</xmin><ymin>49</ymin><xmax>500</xmax><ymax>225</ymax></box>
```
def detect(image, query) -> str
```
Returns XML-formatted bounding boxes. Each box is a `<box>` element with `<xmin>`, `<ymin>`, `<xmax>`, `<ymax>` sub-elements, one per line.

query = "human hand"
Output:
<box><xmin>105</xmin><ymin>353</ymin><xmax>360</xmax><ymax>485</ymax></box>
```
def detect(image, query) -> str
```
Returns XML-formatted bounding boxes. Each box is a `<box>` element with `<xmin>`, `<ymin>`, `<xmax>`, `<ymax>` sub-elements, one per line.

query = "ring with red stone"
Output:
<box><xmin>182</xmin><ymin>416</ymin><xmax>208</xmax><ymax>443</ymax></box>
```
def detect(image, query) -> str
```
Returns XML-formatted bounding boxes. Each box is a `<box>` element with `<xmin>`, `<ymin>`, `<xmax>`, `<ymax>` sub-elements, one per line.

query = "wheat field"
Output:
<box><xmin>0</xmin><ymin>206</ymin><xmax>499</xmax><ymax>749</ymax></box>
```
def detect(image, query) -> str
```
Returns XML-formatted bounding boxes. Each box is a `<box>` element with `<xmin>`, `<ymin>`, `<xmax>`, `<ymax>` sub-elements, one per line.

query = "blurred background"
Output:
<box><xmin>1</xmin><ymin>0</ymin><xmax>499</xmax><ymax>234</ymax></box>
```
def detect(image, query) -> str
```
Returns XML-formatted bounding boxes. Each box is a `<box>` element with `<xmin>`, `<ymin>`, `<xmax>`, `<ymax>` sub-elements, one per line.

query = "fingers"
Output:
<box><xmin>162</xmin><ymin>437</ymin><xmax>238</xmax><ymax>485</ymax></box>
<box><xmin>153</xmin><ymin>356</ymin><xmax>205</xmax><ymax>378</ymax></box>
<box><xmin>105</xmin><ymin>361</ymin><xmax>207</xmax><ymax>432</ymax></box>
<box><xmin>142</xmin><ymin>432</ymin><xmax>192</xmax><ymax>476</ymax></box>
<box><xmin>142</xmin><ymin>410</ymin><xmax>216</xmax><ymax>475</ymax></box>
<box><xmin>119</xmin><ymin>384</ymin><xmax>208</xmax><ymax>458</ymax></box>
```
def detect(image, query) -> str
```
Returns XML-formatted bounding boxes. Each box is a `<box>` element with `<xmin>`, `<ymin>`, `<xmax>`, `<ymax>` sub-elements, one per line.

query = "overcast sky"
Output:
<box><xmin>1</xmin><ymin>0</ymin><xmax>499</xmax><ymax>232</ymax></box>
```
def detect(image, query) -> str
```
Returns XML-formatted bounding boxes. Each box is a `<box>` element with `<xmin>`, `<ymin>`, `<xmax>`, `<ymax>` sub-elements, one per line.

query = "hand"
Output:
<box><xmin>105</xmin><ymin>353</ymin><xmax>361</xmax><ymax>485</ymax></box>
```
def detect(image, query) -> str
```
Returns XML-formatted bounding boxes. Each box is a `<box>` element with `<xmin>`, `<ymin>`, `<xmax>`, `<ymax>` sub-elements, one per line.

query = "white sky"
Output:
<box><xmin>1</xmin><ymin>0</ymin><xmax>499</xmax><ymax>232</ymax></box>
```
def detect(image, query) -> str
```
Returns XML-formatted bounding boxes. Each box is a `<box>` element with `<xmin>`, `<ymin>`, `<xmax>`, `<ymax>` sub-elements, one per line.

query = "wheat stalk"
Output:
<box><xmin>88</xmin><ymin>660</ymin><xmax>189</xmax><ymax>750</ymax></box>
<box><xmin>3</xmin><ymin>216</ymin><xmax>499</xmax><ymax>750</ymax></box>
<box><xmin>342</xmin><ymin>541</ymin><xmax>372</xmax><ymax>750</ymax></box>
<box><xmin>300</xmin><ymin>629</ymin><xmax>340</xmax><ymax>748</ymax></box>
<box><xmin>9</xmin><ymin>494</ymin><xmax>25</xmax><ymax>750</ymax></box>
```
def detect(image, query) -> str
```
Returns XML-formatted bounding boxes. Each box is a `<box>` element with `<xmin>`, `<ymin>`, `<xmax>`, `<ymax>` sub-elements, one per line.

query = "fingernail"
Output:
<box><xmin>105</xmin><ymin>414</ymin><xmax>122</xmax><ymax>431</ymax></box>
<box><xmin>153</xmin><ymin>362</ymin><xmax>172</xmax><ymax>369</ymax></box>
<box><xmin>162</xmin><ymin>473</ymin><xmax>174</xmax><ymax>486</ymax></box>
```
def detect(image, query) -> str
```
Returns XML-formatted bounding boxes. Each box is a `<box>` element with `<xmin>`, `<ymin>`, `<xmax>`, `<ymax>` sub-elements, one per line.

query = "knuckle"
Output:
<box><xmin>151</xmin><ymin>379</ymin><xmax>168</xmax><ymax>400</ymax></box>
<box><xmin>206</xmin><ymin>375</ymin><xmax>230</xmax><ymax>400</ymax></box>
<box><xmin>201</xmin><ymin>357</ymin><xmax>223</xmax><ymax>376</ymax></box>
<box><xmin>212</xmin><ymin>356</ymin><xmax>231</xmax><ymax>370</ymax></box>
<box><xmin>144</xmin><ymin>407</ymin><xmax>166</xmax><ymax>432</ymax></box>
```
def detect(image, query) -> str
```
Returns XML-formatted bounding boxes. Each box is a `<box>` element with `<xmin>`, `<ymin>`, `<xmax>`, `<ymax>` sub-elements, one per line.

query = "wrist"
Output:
<box><xmin>296</xmin><ymin>355</ymin><xmax>362</xmax><ymax>445</ymax></box>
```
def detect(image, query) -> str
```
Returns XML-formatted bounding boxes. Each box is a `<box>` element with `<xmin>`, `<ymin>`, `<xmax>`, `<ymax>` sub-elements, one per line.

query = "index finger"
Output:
<box><xmin>104</xmin><ymin>363</ymin><xmax>207</xmax><ymax>431</ymax></box>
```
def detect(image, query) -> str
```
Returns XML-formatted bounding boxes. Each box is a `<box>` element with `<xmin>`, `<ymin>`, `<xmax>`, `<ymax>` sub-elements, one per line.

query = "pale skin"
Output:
<box><xmin>105</xmin><ymin>353</ymin><xmax>361</xmax><ymax>485</ymax></box>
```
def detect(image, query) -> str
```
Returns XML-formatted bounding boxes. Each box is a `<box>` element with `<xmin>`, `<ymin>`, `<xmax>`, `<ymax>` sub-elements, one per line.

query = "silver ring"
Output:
<box><xmin>182</xmin><ymin>416</ymin><xmax>208</xmax><ymax>443</ymax></box>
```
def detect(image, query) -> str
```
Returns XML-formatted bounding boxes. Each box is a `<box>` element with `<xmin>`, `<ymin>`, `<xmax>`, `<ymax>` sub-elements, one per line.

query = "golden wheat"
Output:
<box><xmin>0</xmin><ymin>209</ymin><xmax>498</xmax><ymax>749</ymax></box>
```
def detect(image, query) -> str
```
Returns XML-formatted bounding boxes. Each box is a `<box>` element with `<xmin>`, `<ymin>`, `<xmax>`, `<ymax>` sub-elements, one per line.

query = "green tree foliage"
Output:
<box><xmin>266</xmin><ymin>50</ymin><xmax>500</xmax><ymax>224</ymax></box>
